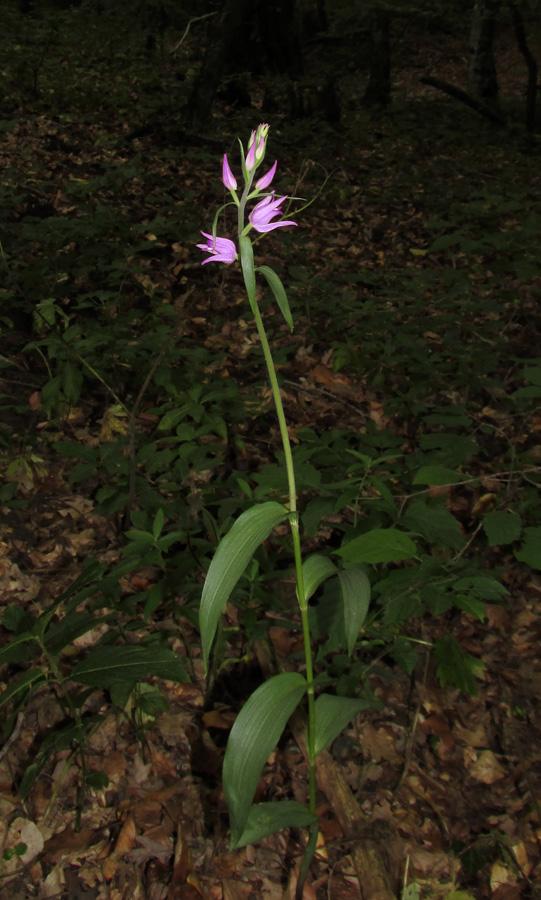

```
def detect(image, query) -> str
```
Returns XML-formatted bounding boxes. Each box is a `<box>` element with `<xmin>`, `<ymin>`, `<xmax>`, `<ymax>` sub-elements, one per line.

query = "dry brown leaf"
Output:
<box><xmin>358</xmin><ymin>722</ymin><xmax>401</xmax><ymax>763</ymax></box>
<box><xmin>467</xmin><ymin>750</ymin><xmax>506</xmax><ymax>784</ymax></box>
<box><xmin>202</xmin><ymin>709</ymin><xmax>235</xmax><ymax>729</ymax></box>
<box><xmin>491</xmin><ymin>861</ymin><xmax>517</xmax><ymax>890</ymax></box>
<box><xmin>115</xmin><ymin>814</ymin><xmax>136</xmax><ymax>855</ymax></box>
<box><xmin>222</xmin><ymin>879</ymin><xmax>253</xmax><ymax>900</ymax></box>
<box><xmin>454</xmin><ymin>721</ymin><xmax>489</xmax><ymax>748</ymax></box>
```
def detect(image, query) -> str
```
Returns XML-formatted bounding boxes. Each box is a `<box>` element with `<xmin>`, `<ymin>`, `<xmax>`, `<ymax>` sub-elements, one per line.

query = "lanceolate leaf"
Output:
<box><xmin>223</xmin><ymin>672</ymin><xmax>307</xmax><ymax>847</ymax></box>
<box><xmin>71</xmin><ymin>645</ymin><xmax>188</xmax><ymax>687</ymax></box>
<box><xmin>301</xmin><ymin>554</ymin><xmax>337</xmax><ymax>603</ymax></box>
<box><xmin>337</xmin><ymin>565</ymin><xmax>371</xmax><ymax>654</ymax></box>
<box><xmin>239</xmin><ymin>235</ymin><xmax>257</xmax><ymax>315</ymax></box>
<box><xmin>0</xmin><ymin>669</ymin><xmax>45</xmax><ymax>710</ymax></box>
<box><xmin>200</xmin><ymin>502</ymin><xmax>288</xmax><ymax>670</ymax></box>
<box><xmin>234</xmin><ymin>801</ymin><xmax>317</xmax><ymax>847</ymax></box>
<box><xmin>256</xmin><ymin>265</ymin><xmax>294</xmax><ymax>331</ymax></box>
<box><xmin>314</xmin><ymin>693</ymin><xmax>370</xmax><ymax>756</ymax></box>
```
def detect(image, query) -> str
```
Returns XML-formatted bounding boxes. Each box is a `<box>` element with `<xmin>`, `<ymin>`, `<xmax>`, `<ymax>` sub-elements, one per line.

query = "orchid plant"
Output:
<box><xmin>198</xmin><ymin>125</ymin><xmax>371</xmax><ymax>895</ymax></box>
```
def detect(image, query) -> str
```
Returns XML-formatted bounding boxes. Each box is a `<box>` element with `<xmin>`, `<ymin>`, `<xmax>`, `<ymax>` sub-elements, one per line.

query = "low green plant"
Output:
<box><xmin>0</xmin><ymin>560</ymin><xmax>188</xmax><ymax>827</ymax></box>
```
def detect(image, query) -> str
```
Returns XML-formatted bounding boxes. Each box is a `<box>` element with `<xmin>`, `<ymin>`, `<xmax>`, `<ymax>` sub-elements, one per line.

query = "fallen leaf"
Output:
<box><xmin>115</xmin><ymin>814</ymin><xmax>136</xmax><ymax>855</ymax></box>
<box><xmin>490</xmin><ymin>861</ymin><xmax>517</xmax><ymax>890</ymax></box>
<box><xmin>467</xmin><ymin>750</ymin><xmax>506</xmax><ymax>784</ymax></box>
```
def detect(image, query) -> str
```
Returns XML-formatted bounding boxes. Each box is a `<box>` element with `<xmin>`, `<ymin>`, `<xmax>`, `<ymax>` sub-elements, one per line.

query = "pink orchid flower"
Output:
<box><xmin>197</xmin><ymin>232</ymin><xmax>237</xmax><ymax>265</ymax></box>
<box><xmin>249</xmin><ymin>194</ymin><xmax>297</xmax><ymax>234</ymax></box>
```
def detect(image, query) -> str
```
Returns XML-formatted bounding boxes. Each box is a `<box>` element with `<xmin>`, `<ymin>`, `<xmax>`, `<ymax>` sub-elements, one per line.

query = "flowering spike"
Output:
<box><xmin>255</xmin><ymin>160</ymin><xmax>277</xmax><ymax>191</ymax></box>
<box><xmin>197</xmin><ymin>232</ymin><xmax>237</xmax><ymax>265</ymax></box>
<box><xmin>249</xmin><ymin>194</ymin><xmax>297</xmax><ymax>234</ymax></box>
<box><xmin>222</xmin><ymin>154</ymin><xmax>237</xmax><ymax>191</ymax></box>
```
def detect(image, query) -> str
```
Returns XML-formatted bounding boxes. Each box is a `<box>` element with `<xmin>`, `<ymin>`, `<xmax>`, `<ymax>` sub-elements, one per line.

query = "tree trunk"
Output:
<box><xmin>509</xmin><ymin>2</ymin><xmax>538</xmax><ymax>133</ymax></box>
<box><xmin>468</xmin><ymin>0</ymin><xmax>500</xmax><ymax>111</ymax></box>
<box><xmin>186</xmin><ymin>0</ymin><xmax>303</xmax><ymax>131</ymax></box>
<box><xmin>256</xmin><ymin>0</ymin><xmax>303</xmax><ymax>76</ymax></box>
<box><xmin>186</xmin><ymin>0</ymin><xmax>252</xmax><ymax>131</ymax></box>
<box><xmin>363</xmin><ymin>7</ymin><xmax>391</xmax><ymax>108</ymax></box>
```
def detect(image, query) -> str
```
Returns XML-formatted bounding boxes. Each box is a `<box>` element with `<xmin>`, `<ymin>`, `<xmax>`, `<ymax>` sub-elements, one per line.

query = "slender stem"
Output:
<box><xmin>250</xmin><ymin>300</ymin><xmax>316</xmax><ymax>817</ymax></box>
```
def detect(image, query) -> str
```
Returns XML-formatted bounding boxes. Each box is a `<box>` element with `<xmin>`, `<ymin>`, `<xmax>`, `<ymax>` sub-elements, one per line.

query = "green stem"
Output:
<box><xmin>238</xmin><ymin>178</ymin><xmax>317</xmax><ymax>886</ymax></box>
<box><xmin>250</xmin><ymin>291</ymin><xmax>317</xmax><ymax>819</ymax></box>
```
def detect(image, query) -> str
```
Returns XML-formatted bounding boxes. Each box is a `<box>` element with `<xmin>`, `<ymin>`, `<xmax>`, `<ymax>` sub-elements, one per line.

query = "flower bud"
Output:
<box><xmin>255</xmin><ymin>134</ymin><xmax>266</xmax><ymax>163</ymax></box>
<box><xmin>255</xmin><ymin>160</ymin><xmax>277</xmax><ymax>191</ymax></box>
<box><xmin>245</xmin><ymin>140</ymin><xmax>256</xmax><ymax>172</ymax></box>
<box><xmin>222</xmin><ymin>154</ymin><xmax>237</xmax><ymax>191</ymax></box>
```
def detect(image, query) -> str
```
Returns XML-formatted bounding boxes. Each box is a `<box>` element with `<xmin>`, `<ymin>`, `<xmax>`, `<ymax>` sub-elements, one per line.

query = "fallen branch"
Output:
<box><xmin>420</xmin><ymin>76</ymin><xmax>507</xmax><ymax>126</ymax></box>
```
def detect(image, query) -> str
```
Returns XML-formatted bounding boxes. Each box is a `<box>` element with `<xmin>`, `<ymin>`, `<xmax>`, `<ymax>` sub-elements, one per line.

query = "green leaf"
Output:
<box><xmin>153</xmin><ymin>508</ymin><xmax>165</xmax><ymax>540</ymax></box>
<box><xmin>124</xmin><ymin>529</ymin><xmax>155</xmax><ymax>545</ymax></box>
<box><xmin>62</xmin><ymin>362</ymin><xmax>83</xmax><ymax>406</ymax></box>
<box><xmin>301</xmin><ymin>554</ymin><xmax>337</xmax><ymax>602</ymax></box>
<box><xmin>44</xmin><ymin>613</ymin><xmax>110</xmax><ymax>656</ymax></box>
<box><xmin>403</xmin><ymin>884</ymin><xmax>421</xmax><ymax>900</ymax></box>
<box><xmin>0</xmin><ymin>631</ymin><xmax>38</xmax><ymax>665</ymax></box>
<box><xmin>413</xmin><ymin>466</ymin><xmax>463</xmax><ymax>485</ymax></box>
<box><xmin>234</xmin><ymin>801</ymin><xmax>317</xmax><ymax>847</ymax></box>
<box><xmin>223</xmin><ymin>672</ymin><xmax>307</xmax><ymax>847</ymax></box>
<box><xmin>337</xmin><ymin>565</ymin><xmax>371</xmax><ymax>654</ymax></box>
<box><xmin>86</xmin><ymin>770</ymin><xmax>110</xmax><ymax>790</ymax></box>
<box><xmin>433</xmin><ymin>636</ymin><xmax>485</xmax><ymax>696</ymax></box>
<box><xmin>515</xmin><ymin>527</ymin><xmax>541</xmax><ymax>569</ymax></box>
<box><xmin>335</xmin><ymin>529</ymin><xmax>417</xmax><ymax>564</ymax></box>
<box><xmin>512</xmin><ymin>385</ymin><xmax>541</xmax><ymax>399</ymax></box>
<box><xmin>403</xmin><ymin>501</ymin><xmax>465</xmax><ymax>550</ymax></box>
<box><xmin>157</xmin><ymin>408</ymin><xmax>186</xmax><ymax>431</ymax></box>
<box><xmin>200</xmin><ymin>502</ymin><xmax>288</xmax><ymax>670</ymax></box>
<box><xmin>19</xmin><ymin>761</ymin><xmax>46</xmax><ymax>801</ymax></box>
<box><xmin>314</xmin><ymin>693</ymin><xmax>370</xmax><ymax>755</ymax></box>
<box><xmin>452</xmin><ymin>575</ymin><xmax>508</xmax><ymax>600</ymax></box>
<box><xmin>454</xmin><ymin>594</ymin><xmax>486</xmax><ymax>622</ymax></box>
<box><xmin>390</xmin><ymin>637</ymin><xmax>419</xmax><ymax>675</ymax></box>
<box><xmin>256</xmin><ymin>265</ymin><xmax>294</xmax><ymax>331</ymax></box>
<box><xmin>71</xmin><ymin>645</ymin><xmax>189</xmax><ymax>688</ymax></box>
<box><xmin>482</xmin><ymin>510</ymin><xmax>522</xmax><ymax>547</ymax></box>
<box><xmin>302</xmin><ymin>496</ymin><xmax>335</xmax><ymax>538</ymax></box>
<box><xmin>0</xmin><ymin>669</ymin><xmax>45</xmax><ymax>710</ymax></box>
<box><xmin>239</xmin><ymin>235</ymin><xmax>257</xmax><ymax>315</ymax></box>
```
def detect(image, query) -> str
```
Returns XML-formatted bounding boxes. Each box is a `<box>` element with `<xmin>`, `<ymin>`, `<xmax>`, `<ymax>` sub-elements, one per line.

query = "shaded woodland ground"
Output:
<box><xmin>0</xmin><ymin>3</ymin><xmax>540</xmax><ymax>899</ymax></box>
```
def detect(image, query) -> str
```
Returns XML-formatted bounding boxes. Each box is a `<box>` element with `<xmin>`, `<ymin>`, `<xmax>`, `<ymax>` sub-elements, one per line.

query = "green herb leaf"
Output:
<box><xmin>223</xmin><ymin>672</ymin><xmax>307</xmax><ymax>847</ymax></box>
<box><xmin>200</xmin><ymin>502</ymin><xmax>288</xmax><ymax>670</ymax></box>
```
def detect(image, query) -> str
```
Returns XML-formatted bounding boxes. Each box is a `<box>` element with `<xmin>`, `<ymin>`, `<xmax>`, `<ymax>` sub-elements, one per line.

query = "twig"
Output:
<box><xmin>283</xmin><ymin>379</ymin><xmax>366</xmax><ymax>417</ymax></box>
<box><xmin>170</xmin><ymin>12</ymin><xmax>217</xmax><ymax>55</ymax></box>
<box><xmin>397</xmin><ymin>466</ymin><xmax>541</xmax><ymax>517</ymax></box>
<box><xmin>452</xmin><ymin>520</ymin><xmax>484</xmax><ymax>563</ymax></box>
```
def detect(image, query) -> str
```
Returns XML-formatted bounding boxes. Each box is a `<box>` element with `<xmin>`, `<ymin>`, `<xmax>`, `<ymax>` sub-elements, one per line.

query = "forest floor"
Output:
<box><xmin>1</xmin><ymin>13</ymin><xmax>541</xmax><ymax>900</ymax></box>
